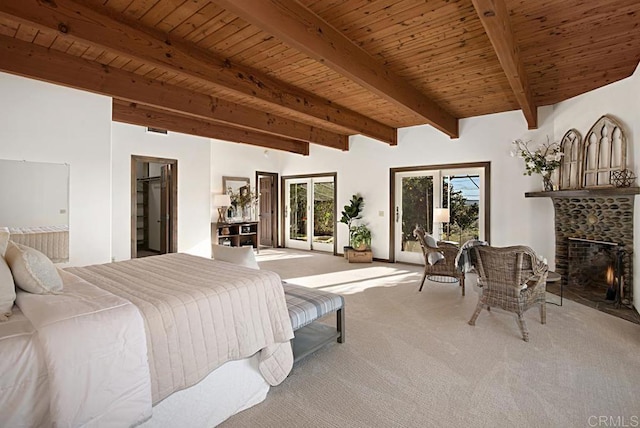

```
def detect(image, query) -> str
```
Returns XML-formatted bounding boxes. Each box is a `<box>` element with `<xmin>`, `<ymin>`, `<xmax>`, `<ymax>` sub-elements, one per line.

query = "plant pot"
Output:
<box><xmin>343</xmin><ymin>246</ymin><xmax>353</xmax><ymax>258</ymax></box>
<box><xmin>354</xmin><ymin>243</ymin><xmax>368</xmax><ymax>251</ymax></box>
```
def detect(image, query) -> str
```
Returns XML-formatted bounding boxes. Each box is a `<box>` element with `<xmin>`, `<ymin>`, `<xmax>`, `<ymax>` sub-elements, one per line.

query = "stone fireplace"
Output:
<box><xmin>527</xmin><ymin>188</ymin><xmax>637</xmax><ymax>321</ymax></box>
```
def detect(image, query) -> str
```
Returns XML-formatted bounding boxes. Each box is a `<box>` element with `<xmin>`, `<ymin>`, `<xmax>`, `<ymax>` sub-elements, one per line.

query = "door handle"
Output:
<box><xmin>395</xmin><ymin>206</ymin><xmax>399</xmax><ymax>223</ymax></box>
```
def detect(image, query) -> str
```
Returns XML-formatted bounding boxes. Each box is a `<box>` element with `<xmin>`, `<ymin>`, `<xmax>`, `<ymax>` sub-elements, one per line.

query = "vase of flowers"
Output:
<box><xmin>511</xmin><ymin>138</ymin><xmax>563</xmax><ymax>191</ymax></box>
<box><xmin>228</xmin><ymin>185</ymin><xmax>259</xmax><ymax>220</ymax></box>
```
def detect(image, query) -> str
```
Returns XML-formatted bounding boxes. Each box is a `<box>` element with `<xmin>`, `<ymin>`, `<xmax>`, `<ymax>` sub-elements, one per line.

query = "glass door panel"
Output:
<box><xmin>286</xmin><ymin>181</ymin><xmax>309</xmax><ymax>249</ymax></box>
<box><xmin>395</xmin><ymin>171</ymin><xmax>439</xmax><ymax>264</ymax></box>
<box><xmin>441</xmin><ymin>168</ymin><xmax>485</xmax><ymax>245</ymax></box>
<box><xmin>312</xmin><ymin>180</ymin><xmax>334</xmax><ymax>252</ymax></box>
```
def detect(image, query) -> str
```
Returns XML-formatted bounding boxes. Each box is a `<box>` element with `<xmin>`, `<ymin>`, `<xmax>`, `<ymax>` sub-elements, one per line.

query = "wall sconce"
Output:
<box><xmin>213</xmin><ymin>194</ymin><xmax>231</xmax><ymax>223</ymax></box>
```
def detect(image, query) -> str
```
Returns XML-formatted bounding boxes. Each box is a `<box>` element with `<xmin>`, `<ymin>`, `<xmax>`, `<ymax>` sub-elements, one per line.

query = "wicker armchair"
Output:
<box><xmin>468</xmin><ymin>245</ymin><xmax>548</xmax><ymax>342</ymax></box>
<box><xmin>413</xmin><ymin>226</ymin><xmax>465</xmax><ymax>296</ymax></box>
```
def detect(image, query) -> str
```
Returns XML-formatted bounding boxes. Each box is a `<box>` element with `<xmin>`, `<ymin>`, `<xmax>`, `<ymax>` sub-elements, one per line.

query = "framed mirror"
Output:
<box><xmin>222</xmin><ymin>176</ymin><xmax>250</xmax><ymax>196</ymax></box>
<box><xmin>222</xmin><ymin>176</ymin><xmax>250</xmax><ymax>221</ymax></box>
<box><xmin>0</xmin><ymin>159</ymin><xmax>70</xmax><ymax>262</ymax></box>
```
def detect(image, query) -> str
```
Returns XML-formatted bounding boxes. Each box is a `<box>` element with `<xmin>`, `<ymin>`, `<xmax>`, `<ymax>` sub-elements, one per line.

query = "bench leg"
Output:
<box><xmin>337</xmin><ymin>308</ymin><xmax>345</xmax><ymax>343</ymax></box>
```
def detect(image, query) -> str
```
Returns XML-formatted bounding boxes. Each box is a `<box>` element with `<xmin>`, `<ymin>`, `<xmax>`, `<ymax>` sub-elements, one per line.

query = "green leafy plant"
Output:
<box><xmin>339</xmin><ymin>194</ymin><xmax>364</xmax><ymax>247</ymax></box>
<box><xmin>350</xmin><ymin>224</ymin><xmax>372</xmax><ymax>251</ymax></box>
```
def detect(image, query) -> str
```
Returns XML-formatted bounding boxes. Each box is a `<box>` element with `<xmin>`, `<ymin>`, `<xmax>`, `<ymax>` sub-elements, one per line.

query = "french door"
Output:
<box><xmin>394</xmin><ymin>171</ymin><xmax>440</xmax><ymax>264</ymax></box>
<box><xmin>392</xmin><ymin>164</ymin><xmax>487</xmax><ymax>264</ymax></box>
<box><xmin>284</xmin><ymin>176</ymin><xmax>335</xmax><ymax>252</ymax></box>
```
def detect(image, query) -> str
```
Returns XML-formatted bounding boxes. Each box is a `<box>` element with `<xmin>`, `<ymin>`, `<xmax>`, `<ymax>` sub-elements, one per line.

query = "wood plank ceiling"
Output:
<box><xmin>0</xmin><ymin>0</ymin><xmax>638</xmax><ymax>154</ymax></box>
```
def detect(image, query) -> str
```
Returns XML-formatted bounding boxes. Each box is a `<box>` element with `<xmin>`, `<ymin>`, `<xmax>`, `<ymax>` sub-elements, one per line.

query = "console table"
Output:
<box><xmin>212</xmin><ymin>221</ymin><xmax>259</xmax><ymax>250</ymax></box>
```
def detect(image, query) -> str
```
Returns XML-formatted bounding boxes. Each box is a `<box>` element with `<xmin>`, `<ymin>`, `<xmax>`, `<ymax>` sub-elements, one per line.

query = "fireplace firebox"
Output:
<box><xmin>567</xmin><ymin>238</ymin><xmax>628</xmax><ymax>307</ymax></box>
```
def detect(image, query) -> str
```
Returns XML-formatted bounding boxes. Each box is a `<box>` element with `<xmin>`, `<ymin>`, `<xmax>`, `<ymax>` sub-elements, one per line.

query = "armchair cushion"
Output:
<box><xmin>424</xmin><ymin>234</ymin><xmax>438</xmax><ymax>248</ymax></box>
<box><xmin>427</xmin><ymin>252</ymin><xmax>445</xmax><ymax>266</ymax></box>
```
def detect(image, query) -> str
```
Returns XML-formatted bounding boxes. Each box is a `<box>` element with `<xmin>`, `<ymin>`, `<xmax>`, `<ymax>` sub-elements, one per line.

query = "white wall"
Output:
<box><xmin>111</xmin><ymin>123</ymin><xmax>212</xmax><ymax>260</ymax></box>
<box><xmin>0</xmin><ymin>73</ymin><xmax>112</xmax><ymax>266</ymax></box>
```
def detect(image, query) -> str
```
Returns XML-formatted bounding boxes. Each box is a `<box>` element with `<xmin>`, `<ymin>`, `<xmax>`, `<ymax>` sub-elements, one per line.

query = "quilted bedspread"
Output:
<box><xmin>66</xmin><ymin>253</ymin><xmax>294</xmax><ymax>404</ymax></box>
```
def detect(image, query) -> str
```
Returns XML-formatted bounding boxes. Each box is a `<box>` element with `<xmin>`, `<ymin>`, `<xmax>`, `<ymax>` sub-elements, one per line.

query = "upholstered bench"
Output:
<box><xmin>283</xmin><ymin>283</ymin><xmax>345</xmax><ymax>363</ymax></box>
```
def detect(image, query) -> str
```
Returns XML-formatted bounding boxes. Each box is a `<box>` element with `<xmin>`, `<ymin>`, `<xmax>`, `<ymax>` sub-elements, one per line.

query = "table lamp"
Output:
<box><xmin>433</xmin><ymin>207</ymin><xmax>450</xmax><ymax>240</ymax></box>
<box><xmin>213</xmin><ymin>194</ymin><xmax>231</xmax><ymax>223</ymax></box>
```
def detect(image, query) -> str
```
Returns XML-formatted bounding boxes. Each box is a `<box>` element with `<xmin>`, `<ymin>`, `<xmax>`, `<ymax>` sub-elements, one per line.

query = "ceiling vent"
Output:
<box><xmin>146</xmin><ymin>127</ymin><xmax>168</xmax><ymax>135</ymax></box>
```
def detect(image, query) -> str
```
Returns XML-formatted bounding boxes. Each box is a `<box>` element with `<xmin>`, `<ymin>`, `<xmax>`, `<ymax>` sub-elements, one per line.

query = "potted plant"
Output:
<box><xmin>339</xmin><ymin>194</ymin><xmax>364</xmax><ymax>255</ymax></box>
<box><xmin>350</xmin><ymin>224</ymin><xmax>371</xmax><ymax>251</ymax></box>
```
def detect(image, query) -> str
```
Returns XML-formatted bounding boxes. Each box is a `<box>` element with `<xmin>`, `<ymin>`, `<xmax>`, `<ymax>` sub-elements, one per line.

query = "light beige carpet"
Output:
<box><xmin>220</xmin><ymin>248</ymin><xmax>640</xmax><ymax>428</ymax></box>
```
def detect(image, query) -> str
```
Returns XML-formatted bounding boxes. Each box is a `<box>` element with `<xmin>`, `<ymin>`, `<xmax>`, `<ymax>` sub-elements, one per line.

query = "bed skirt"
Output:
<box><xmin>138</xmin><ymin>353</ymin><xmax>269</xmax><ymax>427</ymax></box>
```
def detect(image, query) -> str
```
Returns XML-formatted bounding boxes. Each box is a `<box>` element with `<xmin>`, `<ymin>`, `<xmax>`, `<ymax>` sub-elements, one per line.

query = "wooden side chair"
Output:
<box><xmin>413</xmin><ymin>226</ymin><xmax>465</xmax><ymax>296</ymax></box>
<box><xmin>468</xmin><ymin>245</ymin><xmax>548</xmax><ymax>342</ymax></box>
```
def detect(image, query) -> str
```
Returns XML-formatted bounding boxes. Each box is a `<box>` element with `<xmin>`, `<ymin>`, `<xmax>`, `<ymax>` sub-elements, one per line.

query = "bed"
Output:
<box><xmin>1</xmin><ymin>253</ymin><xmax>294</xmax><ymax>427</ymax></box>
<box><xmin>8</xmin><ymin>225</ymin><xmax>69</xmax><ymax>263</ymax></box>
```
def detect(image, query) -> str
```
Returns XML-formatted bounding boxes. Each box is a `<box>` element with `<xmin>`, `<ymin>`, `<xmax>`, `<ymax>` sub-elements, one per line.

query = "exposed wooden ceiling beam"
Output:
<box><xmin>472</xmin><ymin>0</ymin><xmax>538</xmax><ymax>129</ymax></box>
<box><xmin>0</xmin><ymin>0</ymin><xmax>395</xmax><ymax>145</ymax></box>
<box><xmin>112</xmin><ymin>100</ymin><xmax>310</xmax><ymax>156</ymax></box>
<box><xmin>211</xmin><ymin>0</ymin><xmax>459</xmax><ymax>138</ymax></box>
<box><xmin>0</xmin><ymin>35</ymin><xmax>348</xmax><ymax>149</ymax></box>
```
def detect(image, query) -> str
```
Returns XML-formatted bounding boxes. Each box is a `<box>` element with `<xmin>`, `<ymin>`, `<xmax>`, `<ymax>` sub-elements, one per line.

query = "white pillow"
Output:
<box><xmin>212</xmin><ymin>245</ymin><xmax>260</xmax><ymax>270</ymax></box>
<box><xmin>4</xmin><ymin>241</ymin><xmax>63</xmax><ymax>294</ymax></box>
<box><xmin>0</xmin><ymin>227</ymin><xmax>9</xmax><ymax>257</ymax></box>
<box><xmin>427</xmin><ymin>251</ymin><xmax>445</xmax><ymax>266</ymax></box>
<box><xmin>424</xmin><ymin>234</ymin><xmax>438</xmax><ymax>248</ymax></box>
<box><xmin>0</xmin><ymin>256</ymin><xmax>16</xmax><ymax>321</ymax></box>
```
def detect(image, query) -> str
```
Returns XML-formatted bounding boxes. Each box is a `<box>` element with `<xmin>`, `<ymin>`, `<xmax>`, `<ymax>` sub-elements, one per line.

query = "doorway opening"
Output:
<box><xmin>282</xmin><ymin>173</ymin><xmax>337</xmax><ymax>254</ymax></box>
<box><xmin>390</xmin><ymin>162</ymin><xmax>490</xmax><ymax>263</ymax></box>
<box><xmin>131</xmin><ymin>155</ymin><xmax>178</xmax><ymax>258</ymax></box>
<box><xmin>256</xmin><ymin>171</ymin><xmax>279</xmax><ymax>248</ymax></box>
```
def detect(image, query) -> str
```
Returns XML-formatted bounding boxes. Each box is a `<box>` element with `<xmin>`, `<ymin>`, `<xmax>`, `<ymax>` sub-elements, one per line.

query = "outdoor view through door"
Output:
<box><xmin>284</xmin><ymin>174</ymin><xmax>336</xmax><ymax>253</ymax></box>
<box><xmin>392</xmin><ymin>163</ymin><xmax>489</xmax><ymax>263</ymax></box>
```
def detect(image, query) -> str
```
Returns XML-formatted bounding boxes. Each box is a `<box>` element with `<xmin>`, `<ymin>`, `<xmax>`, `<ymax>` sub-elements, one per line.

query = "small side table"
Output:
<box><xmin>546</xmin><ymin>271</ymin><xmax>562</xmax><ymax>306</ymax></box>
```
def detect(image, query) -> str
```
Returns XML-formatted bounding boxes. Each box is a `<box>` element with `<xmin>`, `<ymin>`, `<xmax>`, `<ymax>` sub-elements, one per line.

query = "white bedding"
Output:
<box><xmin>13</xmin><ymin>270</ymin><xmax>152</xmax><ymax>427</ymax></box>
<box><xmin>0</xmin><ymin>307</ymin><xmax>50</xmax><ymax>427</ymax></box>
<box><xmin>66</xmin><ymin>253</ymin><xmax>294</xmax><ymax>404</ymax></box>
<box><xmin>1</xmin><ymin>253</ymin><xmax>292</xmax><ymax>427</ymax></box>
<box><xmin>140</xmin><ymin>353</ymin><xmax>269</xmax><ymax>427</ymax></box>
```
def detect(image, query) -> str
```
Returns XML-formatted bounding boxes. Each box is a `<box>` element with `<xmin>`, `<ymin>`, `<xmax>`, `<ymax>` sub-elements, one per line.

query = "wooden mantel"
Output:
<box><xmin>525</xmin><ymin>187</ymin><xmax>640</xmax><ymax>198</ymax></box>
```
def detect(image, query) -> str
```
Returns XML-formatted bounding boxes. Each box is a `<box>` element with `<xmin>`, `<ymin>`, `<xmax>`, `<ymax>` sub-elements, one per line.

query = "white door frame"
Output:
<box><xmin>283</xmin><ymin>175</ymin><xmax>336</xmax><ymax>252</ymax></box>
<box><xmin>394</xmin><ymin>170</ymin><xmax>442</xmax><ymax>264</ymax></box>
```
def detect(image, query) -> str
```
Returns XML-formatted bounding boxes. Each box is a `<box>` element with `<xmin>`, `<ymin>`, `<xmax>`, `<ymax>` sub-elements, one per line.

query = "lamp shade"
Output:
<box><xmin>433</xmin><ymin>208</ymin><xmax>450</xmax><ymax>223</ymax></box>
<box><xmin>213</xmin><ymin>194</ymin><xmax>231</xmax><ymax>207</ymax></box>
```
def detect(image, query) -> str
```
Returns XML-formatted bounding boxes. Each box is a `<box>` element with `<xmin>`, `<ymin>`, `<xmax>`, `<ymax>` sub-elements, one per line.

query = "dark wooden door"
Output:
<box><xmin>160</xmin><ymin>164</ymin><xmax>172</xmax><ymax>253</ymax></box>
<box><xmin>259</xmin><ymin>176</ymin><xmax>274</xmax><ymax>247</ymax></box>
